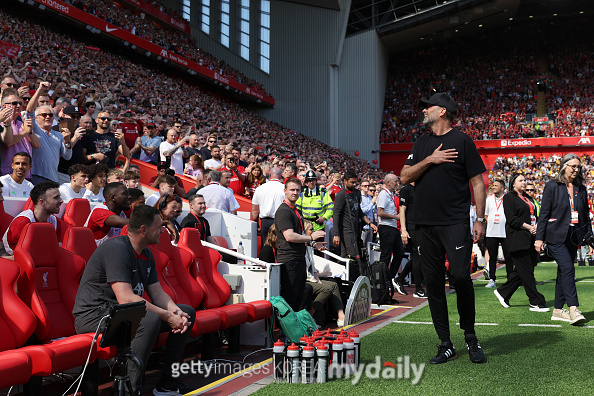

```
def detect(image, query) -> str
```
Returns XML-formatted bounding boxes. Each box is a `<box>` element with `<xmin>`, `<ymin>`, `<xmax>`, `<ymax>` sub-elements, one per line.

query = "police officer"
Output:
<box><xmin>297</xmin><ymin>170</ymin><xmax>333</xmax><ymax>243</ymax></box>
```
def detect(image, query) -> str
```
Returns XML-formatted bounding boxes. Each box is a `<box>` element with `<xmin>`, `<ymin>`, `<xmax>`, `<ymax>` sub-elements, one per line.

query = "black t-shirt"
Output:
<box><xmin>200</xmin><ymin>147</ymin><xmax>212</xmax><ymax>160</ymax></box>
<box><xmin>405</xmin><ymin>128</ymin><xmax>485</xmax><ymax>225</ymax></box>
<box><xmin>179</xmin><ymin>213</ymin><xmax>211</xmax><ymax>240</ymax></box>
<box><xmin>275</xmin><ymin>202</ymin><xmax>306</xmax><ymax>263</ymax></box>
<box><xmin>399</xmin><ymin>184</ymin><xmax>415</xmax><ymax>230</ymax></box>
<box><xmin>186</xmin><ymin>147</ymin><xmax>201</xmax><ymax>158</ymax></box>
<box><xmin>72</xmin><ymin>235</ymin><xmax>158</xmax><ymax>320</ymax></box>
<box><xmin>83</xmin><ymin>131</ymin><xmax>121</xmax><ymax>169</ymax></box>
<box><xmin>259</xmin><ymin>244</ymin><xmax>276</xmax><ymax>263</ymax></box>
<box><xmin>55</xmin><ymin>125</ymin><xmax>86</xmax><ymax>174</ymax></box>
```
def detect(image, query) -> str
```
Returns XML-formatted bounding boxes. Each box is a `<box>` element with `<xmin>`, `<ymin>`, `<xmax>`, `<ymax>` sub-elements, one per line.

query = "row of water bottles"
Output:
<box><xmin>272</xmin><ymin>329</ymin><xmax>360</xmax><ymax>384</ymax></box>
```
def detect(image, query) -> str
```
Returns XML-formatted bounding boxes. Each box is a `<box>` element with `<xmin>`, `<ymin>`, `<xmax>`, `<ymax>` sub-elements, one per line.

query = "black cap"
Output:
<box><xmin>63</xmin><ymin>105</ymin><xmax>82</xmax><ymax>115</ymax></box>
<box><xmin>420</xmin><ymin>93</ymin><xmax>457</xmax><ymax>114</ymax></box>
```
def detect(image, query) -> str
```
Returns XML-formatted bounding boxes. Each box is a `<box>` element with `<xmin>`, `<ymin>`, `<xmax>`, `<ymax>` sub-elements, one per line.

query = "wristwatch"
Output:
<box><xmin>476</xmin><ymin>217</ymin><xmax>486</xmax><ymax>224</ymax></box>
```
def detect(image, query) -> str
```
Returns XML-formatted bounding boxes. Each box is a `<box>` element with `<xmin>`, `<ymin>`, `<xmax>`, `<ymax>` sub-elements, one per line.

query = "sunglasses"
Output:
<box><xmin>99</xmin><ymin>116</ymin><xmax>112</xmax><ymax>121</ymax></box>
<box><xmin>369</xmin><ymin>189</ymin><xmax>376</xmax><ymax>192</ymax></box>
<box><xmin>6</xmin><ymin>101</ymin><xmax>22</xmax><ymax>106</ymax></box>
<box><xmin>37</xmin><ymin>113</ymin><xmax>53</xmax><ymax>118</ymax></box>
<box><xmin>526</xmin><ymin>189</ymin><xmax>535</xmax><ymax>192</ymax></box>
<box><xmin>22</xmin><ymin>97</ymin><xmax>31</xmax><ymax>101</ymax></box>
<box><xmin>4</xmin><ymin>83</ymin><xmax>17</xmax><ymax>87</ymax></box>
<box><xmin>361</xmin><ymin>184</ymin><xmax>370</xmax><ymax>187</ymax></box>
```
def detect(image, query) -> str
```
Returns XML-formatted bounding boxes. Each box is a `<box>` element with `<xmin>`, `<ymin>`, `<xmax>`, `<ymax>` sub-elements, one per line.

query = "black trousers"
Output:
<box><xmin>75</xmin><ymin>304</ymin><xmax>196</xmax><ymax>393</ymax></box>
<box><xmin>417</xmin><ymin>224</ymin><xmax>475</xmax><ymax>342</ymax></box>
<box><xmin>485</xmin><ymin>236</ymin><xmax>511</xmax><ymax>280</ymax></box>
<box><xmin>398</xmin><ymin>228</ymin><xmax>424</xmax><ymax>290</ymax></box>
<box><xmin>260</xmin><ymin>217</ymin><xmax>275</xmax><ymax>248</ymax></box>
<box><xmin>378</xmin><ymin>225</ymin><xmax>405</xmax><ymax>279</ymax></box>
<box><xmin>280</xmin><ymin>259</ymin><xmax>307</xmax><ymax>312</ymax></box>
<box><xmin>497</xmin><ymin>248</ymin><xmax>545</xmax><ymax>306</ymax></box>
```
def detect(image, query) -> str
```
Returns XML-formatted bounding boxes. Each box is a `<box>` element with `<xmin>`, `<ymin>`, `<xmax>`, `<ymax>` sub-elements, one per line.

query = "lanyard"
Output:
<box><xmin>284</xmin><ymin>199</ymin><xmax>304</xmax><ymax>232</ymax></box>
<box><xmin>494</xmin><ymin>195</ymin><xmax>503</xmax><ymax>211</ymax></box>
<box><xmin>191</xmin><ymin>212</ymin><xmax>204</xmax><ymax>239</ymax></box>
<box><xmin>383</xmin><ymin>187</ymin><xmax>398</xmax><ymax>207</ymax></box>
<box><xmin>518</xmin><ymin>194</ymin><xmax>534</xmax><ymax>216</ymax></box>
<box><xmin>272</xmin><ymin>247</ymin><xmax>277</xmax><ymax>263</ymax></box>
<box><xmin>568</xmin><ymin>187</ymin><xmax>577</xmax><ymax>211</ymax></box>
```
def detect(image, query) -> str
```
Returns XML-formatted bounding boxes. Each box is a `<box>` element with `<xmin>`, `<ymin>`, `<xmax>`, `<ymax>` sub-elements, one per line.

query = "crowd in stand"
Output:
<box><xmin>0</xmin><ymin>7</ymin><xmax>384</xmax><ymax>219</ymax></box>
<box><xmin>69</xmin><ymin>0</ymin><xmax>269</xmax><ymax>94</ymax></box>
<box><xmin>490</xmin><ymin>154</ymin><xmax>594</xmax><ymax>205</ymax></box>
<box><xmin>381</xmin><ymin>18</ymin><xmax>593</xmax><ymax>143</ymax></box>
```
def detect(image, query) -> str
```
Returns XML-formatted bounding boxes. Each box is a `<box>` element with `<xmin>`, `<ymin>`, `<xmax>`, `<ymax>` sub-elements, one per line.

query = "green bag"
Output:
<box><xmin>270</xmin><ymin>296</ymin><xmax>317</xmax><ymax>343</ymax></box>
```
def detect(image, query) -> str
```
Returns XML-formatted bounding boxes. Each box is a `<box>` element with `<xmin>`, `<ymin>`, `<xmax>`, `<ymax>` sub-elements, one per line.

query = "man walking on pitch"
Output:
<box><xmin>401</xmin><ymin>93</ymin><xmax>486</xmax><ymax>364</ymax></box>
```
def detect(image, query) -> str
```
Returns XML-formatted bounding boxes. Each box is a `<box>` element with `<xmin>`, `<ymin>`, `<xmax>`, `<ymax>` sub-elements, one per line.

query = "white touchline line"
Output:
<box><xmin>518</xmin><ymin>324</ymin><xmax>562</xmax><ymax>327</ymax></box>
<box><xmin>394</xmin><ymin>320</ymin><xmax>433</xmax><ymax>325</ymax></box>
<box><xmin>456</xmin><ymin>322</ymin><xmax>499</xmax><ymax>326</ymax></box>
<box><xmin>581</xmin><ymin>326</ymin><xmax>594</xmax><ymax>329</ymax></box>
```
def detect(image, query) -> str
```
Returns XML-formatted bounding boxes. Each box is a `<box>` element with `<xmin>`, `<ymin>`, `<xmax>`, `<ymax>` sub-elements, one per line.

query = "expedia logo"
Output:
<box><xmin>501</xmin><ymin>140</ymin><xmax>532</xmax><ymax>147</ymax></box>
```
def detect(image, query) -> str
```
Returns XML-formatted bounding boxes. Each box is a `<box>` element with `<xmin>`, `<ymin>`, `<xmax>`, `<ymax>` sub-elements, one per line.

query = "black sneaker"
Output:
<box><xmin>394</xmin><ymin>279</ymin><xmax>408</xmax><ymax>295</ymax></box>
<box><xmin>429</xmin><ymin>343</ymin><xmax>457</xmax><ymax>364</ymax></box>
<box><xmin>413</xmin><ymin>289</ymin><xmax>428</xmax><ymax>299</ymax></box>
<box><xmin>465</xmin><ymin>334</ymin><xmax>485</xmax><ymax>363</ymax></box>
<box><xmin>153</xmin><ymin>379</ymin><xmax>192</xmax><ymax>396</ymax></box>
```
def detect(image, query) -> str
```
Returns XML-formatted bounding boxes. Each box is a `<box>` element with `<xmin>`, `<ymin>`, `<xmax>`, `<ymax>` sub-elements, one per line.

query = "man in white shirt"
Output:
<box><xmin>0</xmin><ymin>152</ymin><xmax>34</xmax><ymax>198</ymax></box>
<box><xmin>377</xmin><ymin>173</ymin><xmax>405</xmax><ymax>286</ymax></box>
<box><xmin>200</xmin><ymin>170</ymin><xmax>239</xmax><ymax>215</ymax></box>
<box><xmin>484</xmin><ymin>179</ymin><xmax>509</xmax><ymax>288</ymax></box>
<box><xmin>58</xmin><ymin>164</ymin><xmax>89</xmax><ymax>202</ymax></box>
<box><xmin>251</xmin><ymin>167</ymin><xmax>285</xmax><ymax>247</ymax></box>
<box><xmin>159</xmin><ymin>129</ymin><xmax>188</xmax><ymax>175</ymax></box>
<box><xmin>145</xmin><ymin>175</ymin><xmax>177</xmax><ymax>207</ymax></box>
<box><xmin>203</xmin><ymin>146</ymin><xmax>223</xmax><ymax>170</ymax></box>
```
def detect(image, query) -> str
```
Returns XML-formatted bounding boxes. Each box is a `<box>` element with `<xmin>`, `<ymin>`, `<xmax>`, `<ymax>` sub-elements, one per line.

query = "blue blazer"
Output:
<box><xmin>535</xmin><ymin>180</ymin><xmax>591</xmax><ymax>245</ymax></box>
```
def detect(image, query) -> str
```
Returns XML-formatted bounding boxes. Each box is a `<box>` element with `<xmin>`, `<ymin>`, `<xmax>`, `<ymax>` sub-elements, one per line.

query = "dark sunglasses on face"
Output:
<box><xmin>99</xmin><ymin>117</ymin><xmax>112</xmax><ymax>121</ymax></box>
<box><xmin>4</xmin><ymin>83</ymin><xmax>17</xmax><ymax>87</ymax></box>
<box><xmin>37</xmin><ymin>113</ymin><xmax>53</xmax><ymax>118</ymax></box>
<box><xmin>6</xmin><ymin>101</ymin><xmax>22</xmax><ymax>106</ymax></box>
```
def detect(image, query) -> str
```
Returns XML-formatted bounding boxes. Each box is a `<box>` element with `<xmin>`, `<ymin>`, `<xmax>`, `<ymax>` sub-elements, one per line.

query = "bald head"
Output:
<box><xmin>384</xmin><ymin>173</ymin><xmax>398</xmax><ymax>192</ymax></box>
<box><xmin>166</xmin><ymin>128</ymin><xmax>178</xmax><ymax>143</ymax></box>
<box><xmin>269</xmin><ymin>167</ymin><xmax>283</xmax><ymax>180</ymax></box>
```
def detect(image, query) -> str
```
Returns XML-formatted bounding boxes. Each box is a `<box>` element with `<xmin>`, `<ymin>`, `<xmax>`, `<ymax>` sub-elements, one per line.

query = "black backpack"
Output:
<box><xmin>369</xmin><ymin>261</ymin><xmax>396</xmax><ymax>305</ymax></box>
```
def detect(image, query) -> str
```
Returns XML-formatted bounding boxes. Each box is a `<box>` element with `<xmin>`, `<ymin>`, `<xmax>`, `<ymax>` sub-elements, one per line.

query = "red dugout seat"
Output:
<box><xmin>178</xmin><ymin>229</ymin><xmax>271</xmax><ymax>324</ymax></box>
<box><xmin>13</xmin><ymin>223</ymin><xmax>112</xmax><ymax>377</ymax></box>
<box><xmin>150</xmin><ymin>230</ymin><xmax>224</xmax><ymax>336</ymax></box>
<box><xmin>0</xmin><ymin>201</ymin><xmax>14</xmax><ymax>237</ymax></box>
<box><xmin>62</xmin><ymin>226</ymin><xmax>97</xmax><ymax>264</ymax></box>
<box><xmin>0</xmin><ymin>258</ymin><xmax>35</xmax><ymax>389</ymax></box>
<box><xmin>62</xmin><ymin>198</ymin><xmax>92</xmax><ymax>227</ymax></box>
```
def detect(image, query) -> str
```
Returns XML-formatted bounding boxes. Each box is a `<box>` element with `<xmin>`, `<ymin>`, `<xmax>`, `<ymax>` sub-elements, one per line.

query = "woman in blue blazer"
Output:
<box><xmin>535</xmin><ymin>153</ymin><xmax>591</xmax><ymax>325</ymax></box>
<box><xmin>494</xmin><ymin>174</ymin><xmax>547</xmax><ymax>311</ymax></box>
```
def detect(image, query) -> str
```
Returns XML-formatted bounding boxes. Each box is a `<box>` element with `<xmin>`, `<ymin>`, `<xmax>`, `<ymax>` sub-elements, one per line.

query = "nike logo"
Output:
<box><xmin>106</xmin><ymin>25</ymin><xmax>118</xmax><ymax>32</ymax></box>
<box><xmin>132</xmin><ymin>269</ymin><xmax>137</xmax><ymax>272</ymax></box>
<box><xmin>455</xmin><ymin>245</ymin><xmax>465</xmax><ymax>250</ymax></box>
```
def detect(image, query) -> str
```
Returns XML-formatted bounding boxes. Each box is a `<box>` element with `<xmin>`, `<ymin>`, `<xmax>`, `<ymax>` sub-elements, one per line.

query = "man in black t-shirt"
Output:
<box><xmin>180</xmin><ymin>194</ymin><xmax>211</xmax><ymax>240</ymax></box>
<box><xmin>73</xmin><ymin>205</ymin><xmax>196</xmax><ymax>395</ymax></box>
<box><xmin>398</xmin><ymin>182</ymin><xmax>426</xmax><ymax>298</ymax></box>
<box><xmin>82</xmin><ymin>111</ymin><xmax>130</xmax><ymax>168</ymax></box>
<box><xmin>401</xmin><ymin>93</ymin><xmax>486</xmax><ymax>365</ymax></box>
<box><xmin>275</xmin><ymin>178</ymin><xmax>325</xmax><ymax>311</ymax></box>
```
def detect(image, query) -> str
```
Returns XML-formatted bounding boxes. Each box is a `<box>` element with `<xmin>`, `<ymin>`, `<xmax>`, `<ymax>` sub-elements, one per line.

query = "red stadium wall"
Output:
<box><xmin>380</xmin><ymin>136</ymin><xmax>594</xmax><ymax>175</ymax></box>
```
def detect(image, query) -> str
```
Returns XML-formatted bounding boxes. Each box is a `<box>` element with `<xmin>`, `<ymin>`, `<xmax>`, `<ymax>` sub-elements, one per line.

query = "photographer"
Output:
<box><xmin>535</xmin><ymin>154</ymin><xmax>591</xmax><ymax>325</ymax></box>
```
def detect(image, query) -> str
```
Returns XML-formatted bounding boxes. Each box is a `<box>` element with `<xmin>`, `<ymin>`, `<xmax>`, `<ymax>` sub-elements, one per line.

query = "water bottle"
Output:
<box><xmin>273</xmin><ymin>340</ymin><xmax>285</xmax><ymax>382</ymax></box>
<box><xmin>237</xmin><ymin>241</ymin><xmax>245</xmax><ymax>264</ymax></box>
<box><xmin>301</xmin><ymin>344</ymin><xmax>315</xmax><ymax>384</ymax></box>
<box><xmin>343</xmin><ymin>338</ymin><xmax>355</xmax><ymax>375</ymax></box>
<box><xmin>287</xmin><ymin>343</ymin><xmax>300</xmax><ymax>383</ymax></box>
<box><xmin>348</xmin><ymin>330</ymin><xmax>361</xmax><ymax>368</ymax></box>
<box><xmin>315</xmin><ymin>343</ymin><xmax>329</xmax><ymax>383</ymax></box>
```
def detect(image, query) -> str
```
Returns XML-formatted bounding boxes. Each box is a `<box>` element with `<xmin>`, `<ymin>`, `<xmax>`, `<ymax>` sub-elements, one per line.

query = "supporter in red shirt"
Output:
<box><xmin>220</xmin><ymin>153</ymin><xmax>246</xmax><ymax>196</ymax></box>
<box><xmin>118</xmin><ymin>110</ymin><xmax>142</xmax><ymax>152</ymax></box>
<box><xmin>85</xmin><ymin>182</ymin><xmax>131</xmax><ymax>246</ymax></box>
<box><xmin>2</xmin><ymin>181</ymin><xmax>64</xmax><ymax>255</ymax></box>
<box><xmin>326</xmin><ymin>172</ymin><xmax>342</xmax><ymax>202</ymax></box>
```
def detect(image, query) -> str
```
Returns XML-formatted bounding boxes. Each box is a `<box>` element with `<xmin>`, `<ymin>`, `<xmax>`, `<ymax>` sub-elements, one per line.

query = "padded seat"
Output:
<box><xmin>151</xmin><ymin>230</ymin><xmax>223</xmax><ymax>336</ymax></box>
<box><xmin>13</xmin><ymin>223</ymin><xmax>106</xmax><ymax>375</ymax></box>
<box><xmin>62</xmin><ymin>226</ymin><xmax>98</xmax><ymax>264</ymax></box>
<box><xmin>0</xmin><ymin>258</ymin><xmax>36</xmax><ymax>388</ymax></box>
<box><xmin>178</xmin><ymin>229</ymin><xmax>270</xmax><ymax>323</ymax></box>
<box><xmin>63</xmin><ymin>198</ymin><xmax>92</xmax><ymax>227</ymax></box>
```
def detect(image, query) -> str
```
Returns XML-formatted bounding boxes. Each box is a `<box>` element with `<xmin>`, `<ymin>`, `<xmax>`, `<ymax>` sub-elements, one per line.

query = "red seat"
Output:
<box><xmin>0</xmin><ymin>258</ymin><xmax>35</xmax><ymax>388</ymax></box>
<box><xmin>23</xmin><ymin>197</ymin><xmax>34</xmax><ymax>211</ymax></box>
<box><xmin>150</xmin><ymin>230</ymin><xmax>223</xmax><ymax>336</ymax></box>
<box><xmin>62</xmin><ymin>226</ymin><xmax>97</xmax><ymax>263</ymax></box>
<box><xmin>14</xmin><ymin>223</ymin><xmax>111</xmax><ymax>376</ymax></box>
<box><xmin>178</xmin><ymin>229</ymin><xmax>271</xmax><ymax>324</ymax></box>
<box><xmin>63</xmin><ymin>198</ymin><xmax>91</xmax><ymax>227</ymax></box>
<box><xmin>0</xmin><ymin>201</ymin><xmax>14</xmax><ymax>237</ymax></box>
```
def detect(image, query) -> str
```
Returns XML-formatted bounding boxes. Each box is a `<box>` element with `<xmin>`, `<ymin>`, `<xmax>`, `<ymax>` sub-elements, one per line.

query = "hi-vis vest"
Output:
<box><xmin>296</xmin><ymin>187</ymin><xmax>334</xmax><ymax>231</ymax></box>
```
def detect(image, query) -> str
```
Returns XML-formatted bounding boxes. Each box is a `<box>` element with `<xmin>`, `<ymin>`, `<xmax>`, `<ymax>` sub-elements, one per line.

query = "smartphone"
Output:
<box><xmin>58</xmin><ymin>118</ymin><xmax>77</xmax><ymax>133</ymax></box>
<box><xmin>85</xmin><ymin>129</ymin><xmax>95</xmax><ymax>137</ymax></box>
